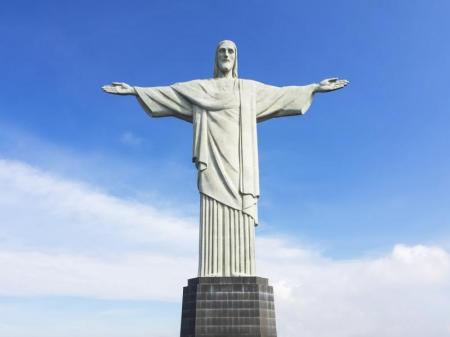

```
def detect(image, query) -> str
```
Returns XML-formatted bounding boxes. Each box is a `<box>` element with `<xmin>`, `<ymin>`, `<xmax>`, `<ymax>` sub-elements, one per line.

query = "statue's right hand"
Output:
<box><xmin>102</xmin><ymin>82</ymin><xmax>136</xmax><ymax>95</ymax></box>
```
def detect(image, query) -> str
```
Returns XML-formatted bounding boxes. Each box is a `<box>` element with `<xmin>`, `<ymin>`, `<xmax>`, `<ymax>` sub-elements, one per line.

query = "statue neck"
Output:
<box><xmin>217</xmin><ymin>70</ymin><xmax>234</xmax><ymax>79</ymax></box>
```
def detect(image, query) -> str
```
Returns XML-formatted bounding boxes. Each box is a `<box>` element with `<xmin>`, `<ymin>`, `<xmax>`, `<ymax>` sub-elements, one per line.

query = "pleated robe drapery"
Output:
<box><xmin>135</xmin><ymin>78</ymin><xmax>315</xmax><ymax>276</ymax></box>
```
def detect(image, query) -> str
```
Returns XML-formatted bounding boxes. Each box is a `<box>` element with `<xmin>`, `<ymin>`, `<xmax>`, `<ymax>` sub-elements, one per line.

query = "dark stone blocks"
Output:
<box><xmin>180</xmin><ymin>277</ymin><xmax>277</xmax><ymax>337</ymax></box>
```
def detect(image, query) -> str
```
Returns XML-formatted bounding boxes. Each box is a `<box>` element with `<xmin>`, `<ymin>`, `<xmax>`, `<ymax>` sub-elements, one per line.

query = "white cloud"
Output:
<box><xmin>0</xmin><ymin>250</ymin><xmax>193</xmax><ymax>301</ymax></box>
<box><xmin>0</xmin><ymin>159</ymin><xmax>197</xmax><ymax>255</ymax></box>
<box><xmin>258</xmin><ymin>237</ymin><xmax>450</xmax><ymax>337</ymax></box>
<box><xmin>0</xmin><ymin>158</ymin><xmax>449</xmax><ymax>337</ymax></box>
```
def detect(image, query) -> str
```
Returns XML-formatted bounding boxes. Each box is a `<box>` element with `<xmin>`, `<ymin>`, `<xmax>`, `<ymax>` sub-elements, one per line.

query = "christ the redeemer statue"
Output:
<box><xmin>102</xmin><ymin>40</ymin><xmax>348</xmax><ymax>278</ymax></box>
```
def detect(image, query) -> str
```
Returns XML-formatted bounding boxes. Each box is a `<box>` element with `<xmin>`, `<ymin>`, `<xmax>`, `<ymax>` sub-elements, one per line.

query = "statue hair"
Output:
<box><xmin>213</xmin><ymin>40</ymin><xmax>238</xmax><ymax>78</ymax></box>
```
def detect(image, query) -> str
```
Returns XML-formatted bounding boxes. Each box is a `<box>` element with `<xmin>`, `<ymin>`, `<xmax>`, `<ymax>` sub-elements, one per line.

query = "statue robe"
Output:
<box><xmin>135</xmin><ymin>78</ymin><xmax>315</xmax><ymax>276</ymax></box>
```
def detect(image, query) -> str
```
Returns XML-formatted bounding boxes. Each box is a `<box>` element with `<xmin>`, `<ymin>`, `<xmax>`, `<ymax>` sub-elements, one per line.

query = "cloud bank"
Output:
<box><xmin>0</xmin><ymin>158</ymin><xmax>449</xmax><ymax>337</ymax></box>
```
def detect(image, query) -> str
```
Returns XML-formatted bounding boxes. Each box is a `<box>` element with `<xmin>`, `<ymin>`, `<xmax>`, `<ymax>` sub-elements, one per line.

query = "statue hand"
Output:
<box><xmin>102</xmin><ymin>82</ymin><xmax>136</xmax><ymax>95</ymax></box>
<box><xmin>316</xmin><ymin>78</ymin><xmax>349</xmax><ymax>92</ymax></box>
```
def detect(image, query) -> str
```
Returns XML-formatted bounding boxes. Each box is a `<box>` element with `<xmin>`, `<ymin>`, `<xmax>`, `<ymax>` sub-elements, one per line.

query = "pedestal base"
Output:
<box><xmin>180</xmin><ymin>277</ymin><xmax>277</xmax><ymax>337</ymax></box>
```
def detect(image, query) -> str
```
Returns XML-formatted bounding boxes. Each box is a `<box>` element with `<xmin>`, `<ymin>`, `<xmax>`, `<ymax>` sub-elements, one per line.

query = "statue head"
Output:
<box><xmin>214</xmin><ymin>40</ymin><xmax>238</xmax><ymax>78</ymax></box>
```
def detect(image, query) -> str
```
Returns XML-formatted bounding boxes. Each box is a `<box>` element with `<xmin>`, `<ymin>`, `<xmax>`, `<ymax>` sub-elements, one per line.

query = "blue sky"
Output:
<box><xmin>1</xmin><ymin>1</ymin><xmax>450</xmax><ymax>337</ymax></box>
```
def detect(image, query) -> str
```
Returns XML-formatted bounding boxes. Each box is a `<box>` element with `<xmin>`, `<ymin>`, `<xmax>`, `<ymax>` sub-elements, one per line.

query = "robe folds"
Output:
<box><xmin>135</xmin><ymin>78</ymin><xmax>315</xmax><ymax>276</ymax></box>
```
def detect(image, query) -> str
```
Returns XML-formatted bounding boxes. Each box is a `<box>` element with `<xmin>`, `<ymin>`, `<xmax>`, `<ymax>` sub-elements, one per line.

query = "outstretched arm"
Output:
<box><xmin>101</xmin><ymin>82</ymin><xmax>193</xmax><ymax>122</ymax></box>
<box><xmin>255</xmin><ymin>77</ymin><xmax>349</xmax><ymax>122</ymax></box>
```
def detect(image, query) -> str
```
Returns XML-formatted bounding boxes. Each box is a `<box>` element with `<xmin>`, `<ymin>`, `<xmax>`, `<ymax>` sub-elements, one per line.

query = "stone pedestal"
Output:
<box><xmin>180</xmin><ymin>277</ymin><xmax>277</xmax><ymax>337</ymax></box>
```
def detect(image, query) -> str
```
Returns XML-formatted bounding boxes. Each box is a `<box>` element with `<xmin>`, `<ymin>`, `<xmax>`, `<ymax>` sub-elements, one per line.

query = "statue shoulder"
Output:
<box><xmin>240</xmin><ymin>78</ymin><xmax>268</xmax><ymax>86</ymax></box>
<box><xmin>170</xmin><ymin>79</ymin><xmax>211</xmax><ymax>94</ymax></box>
<box><xmin>238</xmin><ymin>79</ymin><xmax>272</xmax><ymax>92</ymax></box>
<box><xmin>172</xmin><ymin>78</ymin><xmax>215</xmax><ymax>89</ymax></box>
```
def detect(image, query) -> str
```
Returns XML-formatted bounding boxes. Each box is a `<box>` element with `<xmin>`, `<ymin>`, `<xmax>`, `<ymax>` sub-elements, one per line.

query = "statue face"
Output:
<box><xmin>216</xmin><ymin>41</ymin><xmax>236</xmax><ymax>74</ymax></box>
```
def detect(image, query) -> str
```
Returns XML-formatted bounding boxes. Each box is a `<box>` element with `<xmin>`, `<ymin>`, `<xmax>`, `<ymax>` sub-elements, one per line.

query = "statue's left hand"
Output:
<box><xmin>316</xmin><ymin>78</ymin><xmax>349</xmax><ymax>92</ymax></box>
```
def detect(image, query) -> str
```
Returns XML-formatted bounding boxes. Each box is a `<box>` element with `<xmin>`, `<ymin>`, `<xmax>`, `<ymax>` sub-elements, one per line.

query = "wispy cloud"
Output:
<box><xmin>0</xmin><ymin>123</ymin><xmax>197</xmax><ymax>215</ymax></box>
<box><xmin>0</xmin><ymin>159</ymin><xmax>197</xmax><ymax>255</ymax></box>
